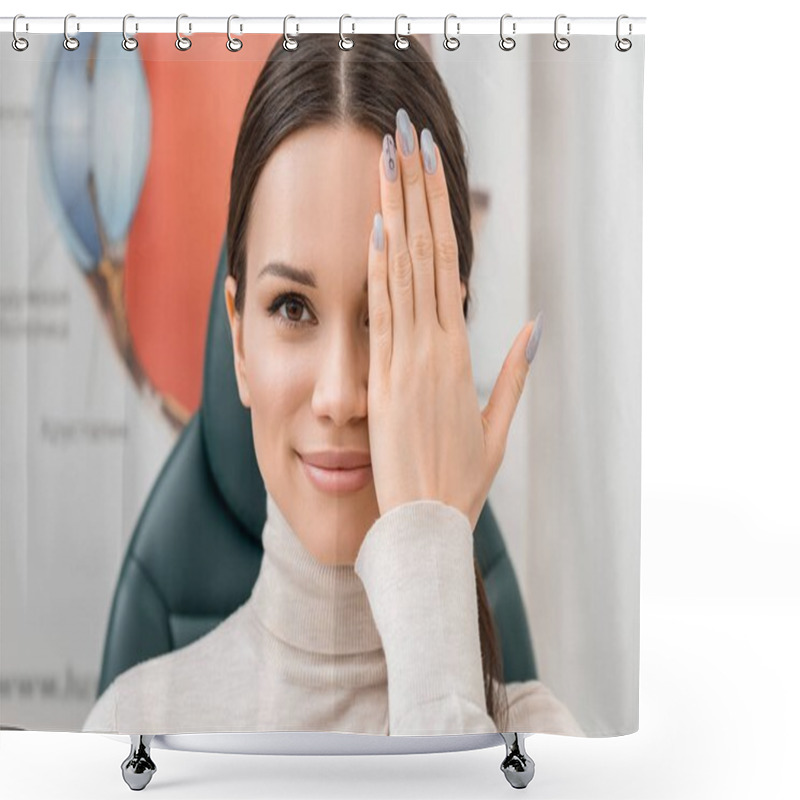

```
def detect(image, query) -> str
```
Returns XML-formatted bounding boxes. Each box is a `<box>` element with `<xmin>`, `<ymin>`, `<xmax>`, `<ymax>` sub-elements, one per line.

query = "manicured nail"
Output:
<box><xmin>382</xmin><ymin>134</ymin><xmax>397</xmax><ymax>182</ymax></box>
<box><xmin>372</xmin><ymin>212</ymin><xmax>384</xmax><ymax>250</ymax></box>
<box><xmin>525</xmin><ymin>312</ymin><xmax>543</xmax><ymax>364</ymax></box>
<box><xmin>420</xmin><ymin>128</ymin><xmax>437</xmax><ymax>174</ymax></box>
<box><xmin>396</xmin><ymin>107</ymin><xmax>414</xmax><ymax>156</ymax></box>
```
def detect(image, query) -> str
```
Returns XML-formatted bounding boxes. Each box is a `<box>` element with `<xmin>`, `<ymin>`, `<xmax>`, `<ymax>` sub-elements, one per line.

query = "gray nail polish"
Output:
<box><xmin>525</xmin><ymin>312</ymin><xmax>543</xmax><ymax>364</ymax></box>
<box><xmin>420</xmin><ymin>129</ymin><xmax>437</xmax><ymax>174</ymax></box>
<box><xmin>383</xmin><ymin>134</ymin><xmax>397</xmax><ymax>181</ymax></box>
<box><xmin>372</xmin><ymin>212</ymin><xmax>384</xmax><ymax>251</ymax></box>
<box><xmin>396</xmin><ymin>108</ymin><xmax>414</xmax><ymax>156</ymax></box>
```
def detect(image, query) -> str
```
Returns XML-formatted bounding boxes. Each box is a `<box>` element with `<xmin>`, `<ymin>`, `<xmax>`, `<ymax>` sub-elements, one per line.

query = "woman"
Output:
<box><xmin>83</xmin><ymin>33</ymin><xmax>583</xmax><ymax>737</ymax></box>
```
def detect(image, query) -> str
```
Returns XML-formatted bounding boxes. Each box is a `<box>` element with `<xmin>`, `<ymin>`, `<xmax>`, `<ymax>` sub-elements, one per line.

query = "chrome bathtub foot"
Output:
<box><xmin>121</xmin><ymin>735</ymin><xmax>157</xmax><ymax>790</ymax></box>
<box><xmin>500</xmin><ymin>732</ymin><xmax>535</xmax><ymax>789</ymax></box>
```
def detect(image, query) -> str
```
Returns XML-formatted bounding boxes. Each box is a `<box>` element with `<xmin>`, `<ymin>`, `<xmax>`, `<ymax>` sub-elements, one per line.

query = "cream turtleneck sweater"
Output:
<box><xmin>82</xmin><ymin>494</ymin><xmax>584</xmax><ymax>737</ymax></box>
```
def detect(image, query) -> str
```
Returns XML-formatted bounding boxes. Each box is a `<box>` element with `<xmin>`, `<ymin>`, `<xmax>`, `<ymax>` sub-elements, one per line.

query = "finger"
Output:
<box><xmin>368</xmin><ymin>206</ymin><xmax>392</xmax><ymax>379</ymax></box>
<box><xmin>395</xmin><ymin>108</ymin><xmax>436</xmax><ymax>331</ymax></box>
<box><xmin>481</xmin><ymin>314</ymin><xmax>543</xmax><ymax>463</ymax></box>
<box><xmin>380</xmin><ymin>132</ymin><xmax>414</xmax><ymax>346</ymax></box>
<box><xmin>419</xmin><ymin>132</ymin><xmax>464</xmax><ymax>335</ymax></box>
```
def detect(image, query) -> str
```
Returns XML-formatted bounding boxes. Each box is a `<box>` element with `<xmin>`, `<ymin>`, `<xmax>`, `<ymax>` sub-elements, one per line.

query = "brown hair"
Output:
<box><xmin>227</xmin><ymin>33</ymin><xmax>509</xmax><ymax>732</ymax></box>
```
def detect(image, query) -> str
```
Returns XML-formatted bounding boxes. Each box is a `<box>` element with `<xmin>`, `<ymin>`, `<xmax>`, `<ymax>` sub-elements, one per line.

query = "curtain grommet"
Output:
<box><xmin>339</xmin><ymin>14</ymin><xmax>354</xmax><ymax>50</ymax></box>
<box><xmin>283</xmin><ymin>15</ymin><xmax>298</xmax><ymax>51</ymax></box>
<box><xmin>615</xmin><ymin>15</ymin><xmax>632</xmax><ymax>51</ymax></box>
<box><xmin>227</xmin><ymin>15</ymin><xmax>243</xmax><ymax>52</ymax></box>
<box><xmin>12</xmin><ymin>14</ymin><xmax>29</xmax><ymax>51</ymax></box>
<box><xmin>443</xmin><ymin>13</ymin><xmax>460</xmax><ymax>51</ymax></box>
<box><xmin>394</xmin><ymin>15</ymin><xmax>410</xmax><ymax>50</ymax></box>
<box><xmin>553</xmin><ymin>14</ymin><xmax>570</xmax><ymax>51</ymax></box>
<box><xmin>175</xmin><ymin>14</ymin><xmax>192</xmax><ymax>51</ymax></box>
<box><xmin>499</xmin><ymin>14</ymin><xmax>516</xmax><ymax>51</ymax></box>
<box><xmin>63</xmin><ymin>13</ymin><xmax>80</xmax><ymax>51</ymax></box>
<box><xmin>122</xmin><ymin>14</ymin><xmax>139</xmax><ymax>51</ymax></box>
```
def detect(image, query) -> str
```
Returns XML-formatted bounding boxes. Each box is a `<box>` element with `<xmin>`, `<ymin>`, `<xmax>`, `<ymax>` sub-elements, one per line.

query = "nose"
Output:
<box><xmin>310</xmin><ymin>323</ymin><xmax>368</xmax><ymax>427</ymax></box>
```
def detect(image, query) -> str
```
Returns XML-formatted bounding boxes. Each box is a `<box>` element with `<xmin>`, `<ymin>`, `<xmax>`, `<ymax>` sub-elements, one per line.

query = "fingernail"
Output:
<box><xmin>382</xmin><ymin>134</ymin><xmax>398</xmax><ymax>182</ymax></box>
<box><xmin>396</xmin><ymin>107</ymin><xmax>414</xmax><ymax>156</ymax></box>
<box><xmin>372</xmin><ymin>212</ymin><xmax>384</xmax><ymax>250</ymax></box>
<box><xmin>420</xmin><ymin>128</ymin><xmax>437</xmax><ymax>174</ymax></box>
<box><xmin>525</xmin><ymin>312</ymin><xmax>543</xmax><ymax>364</ymax></box>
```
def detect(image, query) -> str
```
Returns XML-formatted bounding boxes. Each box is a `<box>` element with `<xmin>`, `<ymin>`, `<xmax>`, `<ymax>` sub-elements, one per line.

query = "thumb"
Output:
<box><xmin>481</xmin><ymin>312</ymin><xmax>543</xmax><ymax>458</ymax></box>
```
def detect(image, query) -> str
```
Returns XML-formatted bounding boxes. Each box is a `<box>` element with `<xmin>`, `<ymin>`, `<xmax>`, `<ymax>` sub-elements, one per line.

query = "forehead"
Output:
<box><xmin>247</xmin><ymin>123</ymin><xmax>383</xmax><ymax>290</ymax></box>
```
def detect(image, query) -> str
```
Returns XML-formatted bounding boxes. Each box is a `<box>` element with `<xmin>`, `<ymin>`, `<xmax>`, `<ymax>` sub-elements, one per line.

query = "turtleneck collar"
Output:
<box><xmin>247</xmin><ymin>492</ymin><xmax>383</xmax><ymax>657</ymax></box>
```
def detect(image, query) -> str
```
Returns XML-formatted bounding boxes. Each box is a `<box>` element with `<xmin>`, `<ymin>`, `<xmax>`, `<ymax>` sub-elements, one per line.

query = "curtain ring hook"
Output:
<box><xmin>499</xmin><ymin>13</ymin><xmax>516</xmax><ymax>51</ymax></box>
<box><xmin>175</xmin><ymin>13</ymin><xmax>192</xmax><ymax>51</ymax></box>
<box><xmin>122</xmin><ymin>15</ymin><xmax>139</xmax><ymax>51</ymax></box>
<box><xmin>227</xmin><ymin>15</ymin><xmax>243</xmax><ymax>51</ymax></box>
<box><xmin>283</xmin><ymin>15</ymin><xmax>298</xmax><ymax>50</ymax></box>
<box><xmin>12</xmin><ymin>15</ymin><xmax>29</xmax><ymax>52</ymax></box>
<box><xmin>394</xmin><ymin>15</ymin><xmax>410</xmax><ymax>50</ymax></box>
<box><xmin>553</xmin><ymin>14</ymin><xmax>571</xmax><ymax>51</ymax></box>
<box><xmin>339</xmin><ymin>14</ymin><xmax>354</xmax><ymax>50</ymax></box>
<box><xmin>615</xmin><ymin>14</ymin><xmax>632</xmax><ymax>52</ymax></box>
<box><xmin>443</xmin><ymin>14</ymin><xmax>460</xmax><ymax>51</ymax></box>
<box><xmin>63</xmin><ymin>13</ymin><xmax>80</xmax><ymax>51</ymax></box>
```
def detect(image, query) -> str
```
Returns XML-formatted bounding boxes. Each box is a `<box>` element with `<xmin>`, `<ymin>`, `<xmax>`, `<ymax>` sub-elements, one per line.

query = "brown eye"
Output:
<box><xmin>266</xmin><ymin>292</ymin><xmax>314</xmax><ymax>329</ymax></box>
<box><xmin>284</xmin><ymin>298</ymin><xmax>303</xmax><ymax>321</ymax></box>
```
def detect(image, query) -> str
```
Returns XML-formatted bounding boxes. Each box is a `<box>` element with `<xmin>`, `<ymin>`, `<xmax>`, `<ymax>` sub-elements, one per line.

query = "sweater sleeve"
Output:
<box><xmin>82</xmin><ymin>679</ymin><xmax>118</xmax><ymax>733</ymax></box>
<box><xmin>354</xmin><ymin>499</ymin><xmax>498</xmax><ymax>735</ymax></box>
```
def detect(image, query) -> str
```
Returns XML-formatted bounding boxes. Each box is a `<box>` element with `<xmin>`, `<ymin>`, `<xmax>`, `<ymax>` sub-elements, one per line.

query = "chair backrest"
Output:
<box><xmin>96</xmin><ymin>243</ymin><xmax>538</xmax><ymax>699</ymax></box>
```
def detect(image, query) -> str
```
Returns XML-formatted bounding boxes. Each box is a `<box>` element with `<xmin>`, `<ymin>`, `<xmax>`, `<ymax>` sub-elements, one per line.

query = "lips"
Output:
<box><xmin>297</xmin><ymin>450</ymin><xmax>373</xmax><ymax>494</ymax></box>
<box><xmin>299</xmin><ymin>450</ymin><xmax>371</xmax><ymax>469</ymax></box>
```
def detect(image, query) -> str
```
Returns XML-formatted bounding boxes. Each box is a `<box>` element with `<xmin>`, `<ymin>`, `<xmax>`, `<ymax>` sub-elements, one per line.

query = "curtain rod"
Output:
<box><xmin>1</xmin><ymin>16</ymin><xmax>646</xmax><ymax>36</ymax></box>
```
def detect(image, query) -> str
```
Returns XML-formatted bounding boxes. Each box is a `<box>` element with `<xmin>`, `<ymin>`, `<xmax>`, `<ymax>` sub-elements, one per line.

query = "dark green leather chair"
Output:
<box><xmin>95</xmin><ymin>243</ymin><xmax>538</xmax><ymax>700</ymax></box>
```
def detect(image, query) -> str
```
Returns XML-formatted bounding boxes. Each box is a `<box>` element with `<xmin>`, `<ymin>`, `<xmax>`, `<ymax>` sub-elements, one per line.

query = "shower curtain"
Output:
<box><xmin>0</xmin><ymin>27</ymin><xmax>645</xmax><ymax>739</ymax></box>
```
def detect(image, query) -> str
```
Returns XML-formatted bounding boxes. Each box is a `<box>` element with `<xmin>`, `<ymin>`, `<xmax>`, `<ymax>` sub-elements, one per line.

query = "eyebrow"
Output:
<box><xmin>258</xmin><ymin>261</ymin><xmax>368</xmax><ymax>293</ymax></box>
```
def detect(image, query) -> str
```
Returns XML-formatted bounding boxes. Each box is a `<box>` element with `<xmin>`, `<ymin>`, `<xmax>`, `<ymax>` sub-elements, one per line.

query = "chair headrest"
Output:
<box><xmin>200</xmin><ymin>243</ymin><xmax>266</xmax><ymax>542</ymax></box>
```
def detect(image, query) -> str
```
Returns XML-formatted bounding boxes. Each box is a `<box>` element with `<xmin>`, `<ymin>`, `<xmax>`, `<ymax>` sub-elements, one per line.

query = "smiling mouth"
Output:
<box><xmin>297</xmin><ymin>452</ymin><xmax>373</xmax><ymax>494</ymax></box>
<box><xmin>297</xmin><ymin>450</ymin><xmax>371</xmax><ymax>470</ymax></box>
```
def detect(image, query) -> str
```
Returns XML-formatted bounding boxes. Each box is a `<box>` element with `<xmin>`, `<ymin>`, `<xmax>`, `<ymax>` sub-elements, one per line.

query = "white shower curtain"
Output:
<box><xmin>1</xmin><ymin>26</ymin><xmax>644</xmax><ymax>739</ymax></box>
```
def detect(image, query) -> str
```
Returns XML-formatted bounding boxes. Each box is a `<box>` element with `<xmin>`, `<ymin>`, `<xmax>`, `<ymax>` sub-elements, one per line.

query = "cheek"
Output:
<box><xmin>241</xmin><ymin>325</ymin><xmax>314</xmax><ymax>430</ymax></box>
<box><xmin>246</xmin><ymin>351</ymin><xmax>304</xmax><ymax>414</ymax></box>
<box><xmin>245</xmin><ymin>345</ymin><xmax>308</xmax><ymax>487</ymax></box>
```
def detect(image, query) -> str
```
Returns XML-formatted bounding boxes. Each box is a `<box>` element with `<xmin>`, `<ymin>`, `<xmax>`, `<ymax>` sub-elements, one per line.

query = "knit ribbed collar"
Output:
<box><xmin>248</xmin><ymin>492</ymin><xmax>383</xmax><ymax>656</ymax></box>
